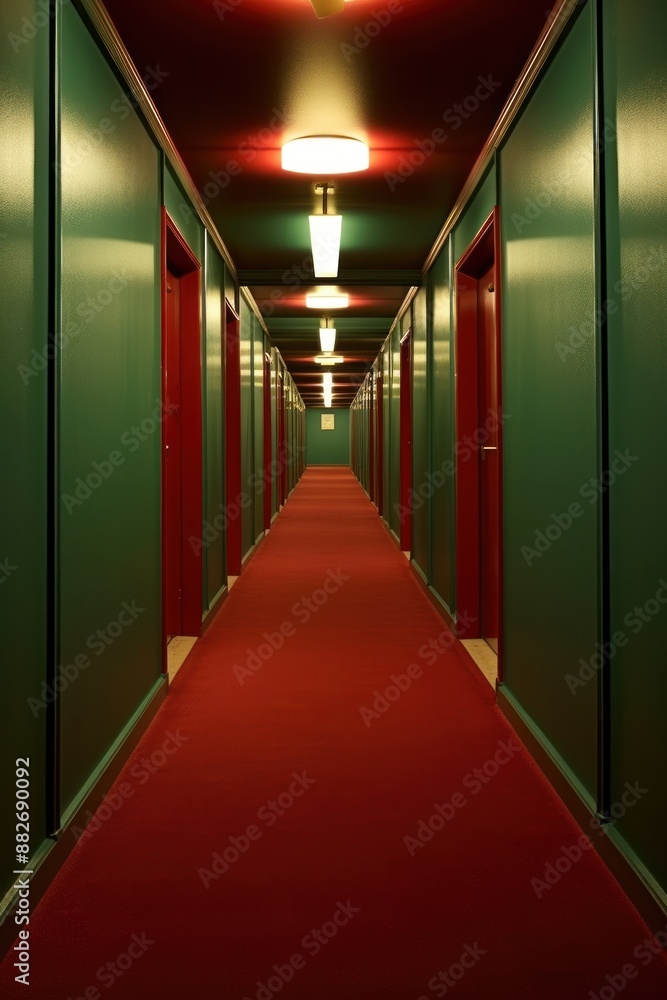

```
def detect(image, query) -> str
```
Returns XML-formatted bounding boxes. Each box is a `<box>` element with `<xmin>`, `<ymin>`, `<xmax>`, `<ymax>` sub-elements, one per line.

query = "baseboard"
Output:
<box><xmin>241</xmin><ymin>540</ymin><xmax>259</xmax><ymax>566</ymax></box>
<box><xmin>382</xmin><ymin>523</ymin><xmax>456</xmax><ymax>633</ymax></box>
<box><xmin>380</xmin><ymin>517</ymin><xmax>402</xmax><ymax>549</ymax></box>
<box><xmin>0</xmin><ymin>676</ymin><xmax>167</xmax><ymax>960</ymax></box>
<box><xmin>497</xmin><ymin>685</ymin><xmax>667</xmax><ymax>931</ymax></box>
<box><xmin>405</xmin><ymin>561</ymin><xmax>456</xmax><ymax>633</ymax></box>
<box><xmin>411</xmin><ymin>559</ymin><xmax>428</xmax><ymax>586</ymax></box>
<box><xmin>201</xmin><ymin>583</ymin><xmax>228</xmax><ymax>633</ymax></box>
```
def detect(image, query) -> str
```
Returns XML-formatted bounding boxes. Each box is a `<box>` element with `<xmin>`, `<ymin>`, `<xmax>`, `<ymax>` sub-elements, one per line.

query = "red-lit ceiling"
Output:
<box><xmin>103</xmin><ymin>0</ymin><xmax>555</xmax><ymax>403</ymax></box>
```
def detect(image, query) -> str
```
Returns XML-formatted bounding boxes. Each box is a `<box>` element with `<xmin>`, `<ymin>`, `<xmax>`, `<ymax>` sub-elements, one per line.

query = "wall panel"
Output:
<box><xmin>164</xmin><ymin>166</ymin><xmax>203</xmax><ymax>263</ymax></box>
<box><xmin>204</xmin><ymin>236</ymin><xmax>225</xmax><ymax>608</ymax></box>
<box><xmin>382</xmin><ymin>346</ymin><xmax>391</xmax><ymax>525</ymax></box>
<box><xmin>388</xmin><ymin>326</ymin><xmax>401</xmax><ymax>538</ymax></box>
<box><xmin>605</xmin><ymin>0</ymin><xmax>667</xmax><ymax>900</ymax></box>
<box><xmin>412</xmin><ymin>288</ymin><xmax>429</xmax><ymax>579</ymax></box>
<box><xmin>0</xmin><ymin>0</ymin><xmax>50</xmax><ymax>896</ymax></box>
<box><xmin>429</xmin><ymin>244</ymin><xmax>455</xmax><ymax>613</ymax></box>
<box><xmin>453</xmin><ymin>165</ymin><xmax>497</xmax><ymax>264</ymax></box>
<box><xmin>499</xmin><ymin>3</ymin><xmax>598</xmax><ymax>799</ymax></box>
<box><xmin>58</xmin><ymin>3</ymin><xmax>162</xmax><ymax>813</ymax></box>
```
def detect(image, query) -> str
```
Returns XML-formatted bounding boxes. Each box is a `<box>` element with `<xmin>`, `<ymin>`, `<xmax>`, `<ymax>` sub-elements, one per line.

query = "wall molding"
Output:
<box><xmin>498</xmin><ymin>686</ymin><xmax>667</xmax><ymax>931</ymax></box>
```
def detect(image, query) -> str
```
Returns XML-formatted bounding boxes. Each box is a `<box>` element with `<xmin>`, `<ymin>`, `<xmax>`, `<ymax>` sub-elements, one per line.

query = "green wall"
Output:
<box><xmin>164</xmin><ymin>166</ymin><xmax>204</xmax><ymax>262</ymax></box>
<box><xmin>411</xmin><ymin>288</ymin><xmax>429</xmax><ymax>581</ymax></box>
<box><xmin>429</xmin><ymin>242</ymin><xmax>455</xmax><ymax>614</ymax></box>
<box><xmin>351</xmin><ymin>374</ymin><xmax>371</xmax><ymax>489</ymax></box>
<box><xmin>0</xmin><ymin>0</ymin><xmax>49</xmax><ymax>898</ymax></box>
<box><xmin>204</xmin><ymin>235</ymin><xmax>226</xmax><ymax>611</ymax></box>
<box><xmin>388</xmin><ymin>326</ymin><xmax>401</xmax><ymax>538</ymax></box>
<box><xmin>306</xmin><ymin>408</ymin><xmax>350</xmax><ymax>465</ymax></box>
<box><xmin>499</xmin><ymin>3</ymin><xmax>598</xmax><ymax>800</ymax></box>
<box><xmin>382</xmin><ymin>345</ymin><xmax>391</xmax><ymax>515</ymax></box>
<box><xmin>58</xmin><ymin>2</ymin><xmax>163</xmax><ymax>815</ymax></box>
<box><xmin>453</xmin><ymin>165</ymin><xmax>497</xmax><ymax>263</ymax></box>
<box><xmin>605</xmin><ymin>0</ymin><xmax>667</xmax><ymax>895</ymax></box>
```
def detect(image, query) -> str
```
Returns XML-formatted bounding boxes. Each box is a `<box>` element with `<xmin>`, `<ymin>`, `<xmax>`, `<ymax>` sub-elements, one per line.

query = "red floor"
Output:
<box><xmin>2</xmin><ymin>467</ymin><xmax>667</xmax><ymax>999</ymax></box>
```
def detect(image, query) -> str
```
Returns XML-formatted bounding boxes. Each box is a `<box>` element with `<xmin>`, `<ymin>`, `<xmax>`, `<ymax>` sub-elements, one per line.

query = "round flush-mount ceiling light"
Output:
<box><xmin>282</xmin><ymin>136</ymin><xmax>369</xmax><ymax>174</ymax></box>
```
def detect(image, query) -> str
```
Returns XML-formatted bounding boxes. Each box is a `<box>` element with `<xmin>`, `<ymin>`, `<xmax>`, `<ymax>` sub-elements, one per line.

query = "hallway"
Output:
<box><xmin>2</xmin><ymin>468</ymin><xmax>666</xmax><ymax>998</ymax></box>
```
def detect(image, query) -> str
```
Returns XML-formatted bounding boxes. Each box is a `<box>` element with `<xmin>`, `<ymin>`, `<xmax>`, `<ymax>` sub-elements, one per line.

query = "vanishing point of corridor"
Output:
<box><xmin>2</xmin><ymin>469</ymin><xmax>666</xmax><ymax>999</ymax></box>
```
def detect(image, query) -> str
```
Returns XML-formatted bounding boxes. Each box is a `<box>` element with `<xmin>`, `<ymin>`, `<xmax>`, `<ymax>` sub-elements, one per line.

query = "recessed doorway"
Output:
<box><xmin>455</xmin><ymin>207</ymin><xmax>503</xmax><ymax>676</ymax></box>
<box><xmin>162</xmin><ymin>210</ymin><xmax>203</xmax><ymax>654</ymax></box>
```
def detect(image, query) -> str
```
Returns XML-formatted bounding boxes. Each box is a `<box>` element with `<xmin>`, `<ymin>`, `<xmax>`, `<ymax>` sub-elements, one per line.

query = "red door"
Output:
<box><xmin>455</xmin><ymin>207</ymin><xmax>502</xmax><ymax>669</ymax></box>
<box><xmin>164</xmin><ymin>268</ymin><xmax>183</xmax><ymax>637</ymax></box>
<box><xmin>478</xmin><ymin>265</ymin><xmax>499</xmax><ymax>652</ymax></box>
<box><xmin>399</xmin><ymin>330</ymin><xmax>412</xmax><ymax>551</ymax></box>
<box><xmin>161</xmin><ymin>211</ymin><xmax>202</xmax><ymax>651</ymax></box>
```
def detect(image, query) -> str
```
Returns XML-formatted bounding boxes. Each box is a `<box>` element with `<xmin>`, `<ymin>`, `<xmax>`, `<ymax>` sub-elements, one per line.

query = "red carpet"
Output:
<box><xmin>2</xmin><ymin>467</ymin><xmax>667</xmax><ymax>999</ymax></box>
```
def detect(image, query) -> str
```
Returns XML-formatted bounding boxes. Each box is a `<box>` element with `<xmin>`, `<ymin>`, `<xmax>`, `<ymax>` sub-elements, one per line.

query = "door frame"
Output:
<box><xmin>225</xmin><ymin>301</ymin><xmax>242</xmax><ymax>576</ymax></box>
<box><xmin>399</xmin><ymin>327</ymin><xmax>413</xmax><ymax>552</ymax></box>
<box><xmin>454</xmin><ymin>206</ymin><xmax>503</xmax><ymax>677</ymax></box>
<box><xmin>376</xmin><ymin>365</ymin><xmax>384</xmax><ymax>516</ymax></box>
<box><xmin>263</xmin><ymin>348</ymin><xmax>273</xmax><ymax>530</ymax></box>
<box><xmin>161</xmin><ymin>209</ymin><xmax>203</xmax><ymax>655</ymax></box>
<box><xmin>369</xmin><ymin>374</ymin><xmax>375</xmax><ymax>501</ymax></box>
<box><xmin>278</xmin><ymin>370</ymin><xmax>287</xmax><ymax>505</ymax></box>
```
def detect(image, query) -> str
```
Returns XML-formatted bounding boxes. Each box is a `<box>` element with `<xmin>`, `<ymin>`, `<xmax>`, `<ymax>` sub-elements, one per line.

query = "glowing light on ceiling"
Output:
<box><xmin>306</xmin><ymin>294</ymin><xmax>349</xmax><ymax>309</ymax></box>
<box><xmin>282</xmin><ymin>136</ymin><xmax>369</xmax><ymax>174</ymax></box>
<box><xmin>309</xmin><ymin>214</ymin><xmax>342</xmax><ymax>278</ymax></box>
<box><xmin>314</xmin><ymin>355</ymin><xmax>344</xmax><ymax>365</ymax></box>
<box><xmin>319</xmin><ymin>327</ymin><xmax>336</xmax><ymax>352</ymax></box>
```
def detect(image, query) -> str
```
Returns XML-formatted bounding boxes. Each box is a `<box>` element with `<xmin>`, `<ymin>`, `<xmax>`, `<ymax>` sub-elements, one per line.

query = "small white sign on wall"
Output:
<box><xmin>321</xmin><ymin>414</ymin><xmax>335</xmax><ymax>431</ymax></box>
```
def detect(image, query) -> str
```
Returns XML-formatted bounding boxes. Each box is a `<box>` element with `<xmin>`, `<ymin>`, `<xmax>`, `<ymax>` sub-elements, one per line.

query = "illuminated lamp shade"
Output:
<box><xmin>319</xmin><ymin>327</ymin><xmax>336</xmax><ymax>352</ymax></box>
<box><xmin>309</xmin><ymin>214</ymin><xmax>342</xmax><ymax>278</ymax></box>
<box><xmin>323</xmin><ymin>373</ymin><xmax>333</xmax><ymax>389</ymax></box>
<box><xmin>314</xmin><ymin>355</ymin><xmax>343</xmax><ymax>365</ymax></box>
<box><xmin>306</xmin><ymin>294</ymin><xmax>349</xmax><ymax>309</ymax></box>
<box><xmin>282</xmin><ymin>136</ymin><xmax>369</xmax><ymax>174</ymax></box>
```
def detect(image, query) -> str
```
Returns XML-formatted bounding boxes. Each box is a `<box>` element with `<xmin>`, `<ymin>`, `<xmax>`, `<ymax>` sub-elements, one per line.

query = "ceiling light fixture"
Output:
<box><xmin>319</xmin><ymin>328</ymin><xmax>336</xmax><ymax>352</ymax></box>
<box><xmin>282</xmin><ymin>136</ymin><xmax>369</xmax><ymax>174</ymax></box>
<box><xmin>306</xmin><ymin>293</ymin><xmax>349</xmax><ymax>309</ymax></box>
<box><xmin>319</xmin><ymin>317</ymin><xmax>336</xmax><ymax>353</ymax></box>
<box><xmin>314</xmin><ymin>355</ymin><xmax>344</xmax><ymax>365</ymax></box>
<box><xmin>309</xmin><ymin>184</ymin><xmax>341</xmax><ymax>279</ymax></box>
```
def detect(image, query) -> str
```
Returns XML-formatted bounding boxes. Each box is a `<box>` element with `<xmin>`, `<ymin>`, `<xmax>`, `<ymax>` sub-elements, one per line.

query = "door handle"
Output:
<box><xmin>481</xmin><ymin>446</ymin><xmax>497</xmax><ymax>461</ymax></box>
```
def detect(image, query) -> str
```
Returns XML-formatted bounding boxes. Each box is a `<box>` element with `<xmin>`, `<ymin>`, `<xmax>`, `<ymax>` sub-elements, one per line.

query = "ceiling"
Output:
<box><xmin>103</xmin><ymin>0</ymin><xmax>555</xmax><ymax>405</ymax></box>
